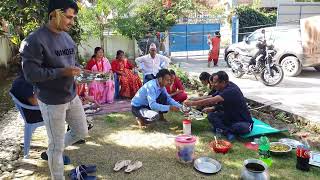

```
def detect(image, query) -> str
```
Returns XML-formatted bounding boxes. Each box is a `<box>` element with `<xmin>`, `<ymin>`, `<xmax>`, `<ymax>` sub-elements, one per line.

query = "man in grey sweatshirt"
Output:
<box><xmin>20</xmin><ymin>0</ymin><xmax>88</xmax><ymax>179</ymax></box>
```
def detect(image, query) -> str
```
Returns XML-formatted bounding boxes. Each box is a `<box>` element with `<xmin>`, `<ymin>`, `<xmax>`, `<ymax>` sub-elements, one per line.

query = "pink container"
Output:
<box><xmin>175</xmin><ymin>135</ymin><xmax>197</xmax><ymax>163</ymax></box>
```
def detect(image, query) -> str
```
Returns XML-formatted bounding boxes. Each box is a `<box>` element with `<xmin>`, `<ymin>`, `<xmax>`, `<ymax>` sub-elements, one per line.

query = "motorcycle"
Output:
<box><xmin>230</xmin><ymin>30</ymin><xmax>284</xmax><ymax>86</ymax></box>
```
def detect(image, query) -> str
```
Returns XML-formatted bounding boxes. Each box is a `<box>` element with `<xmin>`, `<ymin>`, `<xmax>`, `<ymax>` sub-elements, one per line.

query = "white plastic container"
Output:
<box><xmin>183</xmin><ymin>119</ymin><xmax>191</xmax><ymax>135</ymax></box>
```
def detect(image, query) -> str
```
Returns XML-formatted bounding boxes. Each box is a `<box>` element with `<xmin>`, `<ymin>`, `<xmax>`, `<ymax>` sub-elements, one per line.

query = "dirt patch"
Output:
<box><xmin>247</xmin><ymin>99</ymin><xmax>320</xmax><ymax>149</ymax></box>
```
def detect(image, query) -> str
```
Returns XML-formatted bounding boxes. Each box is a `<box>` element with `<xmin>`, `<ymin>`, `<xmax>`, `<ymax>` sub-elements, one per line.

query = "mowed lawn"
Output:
<box><xmin>25</xmin><ymin>112</ymin><xmax>320</xmax><ymax>180</ymax></box>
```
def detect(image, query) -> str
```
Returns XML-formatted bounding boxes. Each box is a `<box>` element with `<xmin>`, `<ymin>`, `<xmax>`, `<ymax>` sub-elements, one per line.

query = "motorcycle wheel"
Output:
<box><xmin>231</xmin><ymin>67</ymin><xmax>245</xmax><ymax>78</ymax></box>
<box><xmin>260</xmin><ymin>65</ymin><xmax>284</xmax><ymax>86</ymax></box>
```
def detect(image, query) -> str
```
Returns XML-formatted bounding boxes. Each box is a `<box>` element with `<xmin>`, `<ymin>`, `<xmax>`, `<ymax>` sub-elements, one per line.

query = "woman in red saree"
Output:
<box><xmin>166</xmin><ymin>70</ymin><xmax>188</xmax><ymax>103</ymax></box>
<box><xmin>111</xmin><ymin>50</ymin><xmax>142</xmax><ymax>98</ymax></box>
<box><xmin>208</xmin><ymin>31</ymin><xmax>221</xmax><ymax>67</ymax></box>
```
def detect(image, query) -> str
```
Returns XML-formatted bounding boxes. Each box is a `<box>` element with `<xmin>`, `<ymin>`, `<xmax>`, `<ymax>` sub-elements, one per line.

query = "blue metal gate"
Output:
<box><xmin>169</xmin><ymin>23</ymin><xmax>220</xmax><ymax>54</ymax></box>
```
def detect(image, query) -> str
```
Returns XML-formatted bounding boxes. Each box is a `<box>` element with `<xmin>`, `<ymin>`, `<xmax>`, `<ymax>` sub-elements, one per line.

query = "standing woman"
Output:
<box><xmin>86</xmin><ymin>47</ymin><xmax>113</xmax><ymax>104</ymax></box>
<box><xmin>208</xmin><ymin>31</ymin><xmax>221</xmax><ymax>67</ymax></box>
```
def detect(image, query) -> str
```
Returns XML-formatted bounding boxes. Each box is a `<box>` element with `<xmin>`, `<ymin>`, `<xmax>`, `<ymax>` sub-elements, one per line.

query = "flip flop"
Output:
<box><xmin>113</xmin><ymin>160</ymin><xmax>131</xmax><ymax>171</ymax></box>
<box><xmin>70</xmin><ymin>166</ymin><xmax>96</xmax><ymax>180</ymax></box>
<box><xmin>70</xmin><ymin>164</ymin><xmax>97</xmax><ymax>175</ymax></box>
<box><xmin>124</xmin><ymin>161</ymin><xmax>143</xmax><ymax>173</ymax></box>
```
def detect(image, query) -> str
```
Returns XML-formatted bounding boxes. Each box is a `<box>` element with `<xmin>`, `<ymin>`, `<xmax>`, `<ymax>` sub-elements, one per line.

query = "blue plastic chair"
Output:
<box><xmin>9</xmin><ymin>92</ymin><xmax>44</xmax><ymax>158</ymax></box>
<box><xmin>114</xmin><ymin>73</ymin><xmax>120</xmax><ymax>99</ymax></box>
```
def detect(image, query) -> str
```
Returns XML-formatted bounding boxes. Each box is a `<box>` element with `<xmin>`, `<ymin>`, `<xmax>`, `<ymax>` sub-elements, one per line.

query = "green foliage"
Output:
<box><xmin>0</xmin><ymin>0</ymin><xmax>48</xmax><ymax>41</ymax></box>
<box><xmin>0</xmin><ymin>0</ymin><xmax>83</xmax><ymax>45</ymax></box>
<box><xmin>111</xmin><ymin>0</ymin><xmax>195</xmax><ymax>41</ymax></box>
<box><xmin>170</xmin><ymin>64</ymin><xmax>190</xmax><ymax>85</ymax></box>
<box><xmin>233</xmin><ymin>6</ymin><xmax>277</xmax><ymax>40</ymax></box>
<box><xmin>77</xmin><ymin>0</ymin><xmax>111</xmax><ymax>41</ymax></box>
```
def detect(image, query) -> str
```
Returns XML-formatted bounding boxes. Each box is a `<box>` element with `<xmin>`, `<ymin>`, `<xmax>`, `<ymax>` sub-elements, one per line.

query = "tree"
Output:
<box><xmin>232</xmin><ymin>5</ymin><xmax>277</xmax><ymax>40</ymax></box>
<box><xmin>110</xmin><ymin>0</ymin><xmax>195</xmax><ymax>41</ymax></box>
<box><xmin>77</xmin><ymin>0</ymin><xmax>141</xmax><ymax>48</ymax></box>
<box><xmin>77</xmin><ymin>0</ymin><xmax>111</xmax><ymax>47</ymax></box>
<box><xmin>0</xmin><ymin>0</ymin><xmax>48</xmax><ymax>46</ymax></box>
<box><xmin>0</xmin><ymin>0</ymin><xmax>83</xmax><ymax>46</ymax></box>
<box><xmin>0</xmin><ymin>0</ymin><xmax>83</xmax><ymax>71</ymax></box>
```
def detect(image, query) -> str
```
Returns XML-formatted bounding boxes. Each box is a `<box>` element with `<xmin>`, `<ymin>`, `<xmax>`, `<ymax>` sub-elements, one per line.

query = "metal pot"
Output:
<box><xmin>241</xmin><ymin>159</ymin><xmax>270</xmax><ymax>180</ymax></box>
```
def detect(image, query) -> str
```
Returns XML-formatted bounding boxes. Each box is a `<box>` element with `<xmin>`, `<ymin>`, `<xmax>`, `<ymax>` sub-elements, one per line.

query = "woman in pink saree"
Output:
<box><xmin>85</xmin><ymin>47</ymin><xmax>113</xmax><ymax>104</ymax></box>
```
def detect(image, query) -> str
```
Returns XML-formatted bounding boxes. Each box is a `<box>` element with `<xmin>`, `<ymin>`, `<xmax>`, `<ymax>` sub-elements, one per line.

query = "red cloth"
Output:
<box><xmin>166</xmin><ymin>77</ymin><xmax>184</xmax><ymax>93</ymax></box>
<box><xmin>111</xmin><ymin>59</ymin><xmax>142</xmax><ymax>98</ymax></box>
<box><xmin>208</xmin><ymin>37</ymin><xmax>221</xmax><ymax>65</ymax></box>
<box><xmin>85</xmin><ymin>58</ymin><xmax>96</xmax><ymax>70</ymax></box>
<box><xmin>166</xmin><ymin>77</ymin><xmax>187</xmax><ymax>103</ymax></box>
<box><xmin>172</xmin><ymin>92</ymin><xmax>188</xmax><ymax>103</ymax></box>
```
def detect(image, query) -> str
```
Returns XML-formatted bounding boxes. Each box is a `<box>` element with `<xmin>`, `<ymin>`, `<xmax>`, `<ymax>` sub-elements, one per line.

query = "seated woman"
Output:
<box><xmin>111</xmin><ymin>50</ymin><xmax>142</xmax><ymax>98</ymax></box>
<box><xmin>166</xmin><ymin>70</ymin><xmax>188</xmax><ymax>103</ymax></box>
<box><xmin>199</xmin><ymin>71</ymin><xmax>216</xmax><ymax>96</ymax></box>
<box><xmin>86</xmin><ymin>47</ymin><xmax>113</xmax><ymax>104</ymax></box>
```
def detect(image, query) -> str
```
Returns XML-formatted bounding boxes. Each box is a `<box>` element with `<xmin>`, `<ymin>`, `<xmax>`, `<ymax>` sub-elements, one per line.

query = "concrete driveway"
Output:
<box><xmin>172</xmin><ymin>54</ymin><xmax>320</xmax><ymax>126</ymax></box>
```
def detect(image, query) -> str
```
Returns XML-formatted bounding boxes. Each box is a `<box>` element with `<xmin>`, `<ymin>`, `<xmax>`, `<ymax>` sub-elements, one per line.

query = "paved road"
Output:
<box><xmin>172</xmin><ymin>53</ymin><xmax>320</xmax><ymax>125</ymax></box>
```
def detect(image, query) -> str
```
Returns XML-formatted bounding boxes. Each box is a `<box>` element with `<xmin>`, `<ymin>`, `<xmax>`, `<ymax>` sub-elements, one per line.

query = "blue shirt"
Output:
<box><xmin>217</xmin><ymin>82</ymin><xmax>253</xmax><ymax>124</ymax></box>
<box><xmin>131</xmin><ymin>79</ymin><xmax>182</xmax><ymax>112</ymax></box>
<box><xmin>10</xmin><ymin>74</ymin><xmax>43</xmax><ymax>124</ymax></box>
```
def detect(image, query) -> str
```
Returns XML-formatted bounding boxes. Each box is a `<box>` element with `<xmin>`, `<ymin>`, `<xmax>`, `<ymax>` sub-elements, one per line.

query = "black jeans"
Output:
<box><xmin>132</xmin><ymin>92</ymin><xmax>168</xmax><ymax>123</ymax></box>
<box><xmin>144</xmin><ymin>74</ymin><xmax>156</xmax><ymax>84</ymax></box>
<box><xmin>208</xmin><ymin>111</ymin><xmax>252</xmax><ymax>135</ymax></box>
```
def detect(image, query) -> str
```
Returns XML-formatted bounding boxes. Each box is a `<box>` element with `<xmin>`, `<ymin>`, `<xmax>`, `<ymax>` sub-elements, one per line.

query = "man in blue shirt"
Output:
<box><xmin>131</xmin><ymin>69</ymin><xmax>182</xmax><ymax>128</ymax></box>
<box><xmin>184</xmin><ymin>71</ymin><xmax>253</xmax><ymax>140</ymax></box>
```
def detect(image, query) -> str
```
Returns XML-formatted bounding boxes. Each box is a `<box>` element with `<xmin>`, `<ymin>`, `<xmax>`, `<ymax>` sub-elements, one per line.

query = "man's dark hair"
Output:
<box><xmin>209</xmin><ymin>73</ymin><xmax>217</xmax><ymax>82</ymax></box>
<box><xmin>214</xmin><ymin>71</ymin><xmax>229</xmax><ymax>82</ymax></box>
<box><xmin>156</xmin><ymin>69</ymin><xmax>171</xmax><ymax>78</ymax></box>
<box><xmin>199</xmin><ymin>72</ymin><xmax>211</xmax><ymax>81</ymax></box>
<box><xmin>169</xmin><ymin>70</ymin><xmax>176</xmax><ymax>76</ymax></box>
<box><xmin>48</xmin><ymin>0</ymin><xmax>79</xmax><ymax>15</ymax></box>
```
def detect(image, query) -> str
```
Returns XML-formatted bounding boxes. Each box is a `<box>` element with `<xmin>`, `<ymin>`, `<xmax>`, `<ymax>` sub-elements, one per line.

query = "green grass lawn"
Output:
<box><xmin>29</xmin><ymin>111</ymin><xmax>320</xmax><ymax>180</ymax></box>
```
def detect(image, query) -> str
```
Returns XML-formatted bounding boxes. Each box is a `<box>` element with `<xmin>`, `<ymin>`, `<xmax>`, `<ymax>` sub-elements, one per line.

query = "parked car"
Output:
<box><xmin>224</xmin><ymin>26</ymin><xmax>320</xmax><ymax>77</ymax></box>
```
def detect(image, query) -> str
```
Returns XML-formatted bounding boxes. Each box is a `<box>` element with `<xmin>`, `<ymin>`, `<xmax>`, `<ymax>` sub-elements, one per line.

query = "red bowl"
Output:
<box><xmin>209</xmin><ymin>140</ymin><xmax>232</xmax><ymax>154</ymax></box>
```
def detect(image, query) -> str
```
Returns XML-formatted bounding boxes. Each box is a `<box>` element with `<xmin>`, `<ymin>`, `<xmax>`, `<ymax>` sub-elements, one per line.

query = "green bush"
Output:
<box><xmin>234</xmin><ymin>6</ymin><xmax>277</xmax><ymax>41</ymax></box>
<box><xmin>170</xmin><ymin>64</ymin><xmax>190</xmax><ymax>85</ymax></box>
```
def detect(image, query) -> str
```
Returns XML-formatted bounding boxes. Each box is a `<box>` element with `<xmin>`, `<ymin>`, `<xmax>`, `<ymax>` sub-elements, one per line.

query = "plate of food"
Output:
<box><xmin>180</xmin><ymin>105</ymin><xmax>191</xmax><ymax>113</ymax></box>
<box><xmin>76</xmin><ymin>72</ymin><xmax>110</xmax><ymax>83</ymax></box>
<box><xmin>188</xmin><ymin>110</ymin><xmax>206</xmax><ymax>121</ymax></box>
<box><xmin>278</xmin><ymin>138</ymin><xmax>303</xmax><ymax>149</ymax></box>
<box><xmin>270</xmin><ymin>142</ymin><xmax>292</xmax><ymax>155</ymax></box>
<box><xmin>194</xmin><ymin>157</ymin><xmax>222</xmax><ymax>174</ymax></box>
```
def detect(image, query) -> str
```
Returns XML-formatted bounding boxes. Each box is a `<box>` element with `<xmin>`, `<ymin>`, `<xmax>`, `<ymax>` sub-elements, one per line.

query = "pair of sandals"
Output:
<box><xmin>70</xmin><ymin>165</ymin><xmax>97</xmax><ymax>180</ymax></box>
<box><xmin>113</xmin><ymin>160</ymin><xmax>143</xmax><ymax>173</ymax></box>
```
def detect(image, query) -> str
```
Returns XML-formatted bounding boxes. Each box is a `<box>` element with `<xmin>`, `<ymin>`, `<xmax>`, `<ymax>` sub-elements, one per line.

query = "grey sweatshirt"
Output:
<box><xmin>21</xmin><ymin>26</ymin><xmax>78</xmax><ymax>105</ymax></box>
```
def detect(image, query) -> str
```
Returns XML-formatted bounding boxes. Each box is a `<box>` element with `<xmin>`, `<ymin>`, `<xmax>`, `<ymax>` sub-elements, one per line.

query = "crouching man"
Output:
<box><xmin>131</xmin><ymin>69</ymin><xmax>181</xmax><ymax>128</ymax></box>
<box><xmin>184</xmin><ymin>71</ymin><xmax>253</xmax><ymax>140</ymax></box>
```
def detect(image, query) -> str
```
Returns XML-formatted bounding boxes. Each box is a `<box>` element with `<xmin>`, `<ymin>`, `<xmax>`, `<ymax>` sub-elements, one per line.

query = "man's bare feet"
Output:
<box><xmin>136</xmin><ymin>118</ymin><xmax>147</xmax><ymax>129</ymax></box>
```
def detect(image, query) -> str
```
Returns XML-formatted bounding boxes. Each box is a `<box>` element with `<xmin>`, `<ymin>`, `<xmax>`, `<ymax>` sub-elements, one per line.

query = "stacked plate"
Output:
<box><xmin>278</xmin><ymin>138</ymin><xmax>303</xmax><ymax>149</ymax></box>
